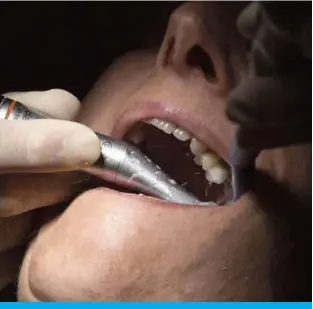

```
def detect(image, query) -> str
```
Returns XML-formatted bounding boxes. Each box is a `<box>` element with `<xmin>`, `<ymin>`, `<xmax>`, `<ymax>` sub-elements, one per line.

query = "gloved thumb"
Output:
<box><xmin>0</xmin><ymin>90</ymin><xmax>101</xmax><ymax>173</ymax></box>
<box><xmin>226</xmin><ymin>76</ymin><xmax>311</xmax><ymax>150</ymax></box>
<box><xmin>0</xmin><ymin>119</ymin><xmax>101</xmax><ymax>173</ymax></box>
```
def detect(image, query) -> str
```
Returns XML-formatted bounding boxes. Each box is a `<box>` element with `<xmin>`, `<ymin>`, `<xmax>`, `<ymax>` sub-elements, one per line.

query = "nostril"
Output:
<box><xmin>162</xmin><ymin>36</ymin><xmax>175</xmax><ymax>67</ymax></box>
<box><xmin>186</xmin><ymin>45</ymin><xmax>217</xmax><ymax>82</ymax></box>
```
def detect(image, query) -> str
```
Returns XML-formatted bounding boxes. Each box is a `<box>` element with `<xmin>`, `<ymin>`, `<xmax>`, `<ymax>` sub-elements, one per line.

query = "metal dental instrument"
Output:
<box><xmin>0</xmin><ymin>95</ymin><xmax>200</xmax><ymax>205</ymax></box>
<box><xmin>88</xmin><ymin>132</ymin><xmax>201</xmax><ymax>204</ymax></box>
<box><xmin>230</xmin><ymin>129</ymin><xmax>258</xmax><ymax>201</ymax></box>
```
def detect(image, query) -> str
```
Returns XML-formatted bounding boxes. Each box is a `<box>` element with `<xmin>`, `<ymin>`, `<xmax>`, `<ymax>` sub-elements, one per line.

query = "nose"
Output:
<box><xmin>157</xmin><ymin>3</ymin><xmax>218</xmax><ymax>82</ymax></box>
<box><xmin>156</xmin><ymin>3</ymin><xmax>248</xmax><ymax>92</ymax></box>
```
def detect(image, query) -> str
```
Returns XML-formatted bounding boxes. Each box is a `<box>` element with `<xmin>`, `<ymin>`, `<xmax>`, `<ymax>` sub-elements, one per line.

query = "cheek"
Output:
<box><xmin>18</xmin><ymin>188</ymin><xmax>274</xmax><ymax>301</ymax></box>
<box><xmin>77</xmin><ymin>52</ymin><xmax>156</xmax><ymax>134</ymax></box>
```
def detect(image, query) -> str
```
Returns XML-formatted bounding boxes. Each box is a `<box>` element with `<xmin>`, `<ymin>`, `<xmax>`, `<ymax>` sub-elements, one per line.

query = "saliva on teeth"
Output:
<box><xmin>144</xmin><ymin>118</ymin><xmax>229</xmax><ymax>185</ymax></box>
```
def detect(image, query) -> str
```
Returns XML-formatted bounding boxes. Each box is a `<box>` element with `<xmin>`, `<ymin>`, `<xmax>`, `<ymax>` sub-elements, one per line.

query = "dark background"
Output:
<box><xmin>0</xmin><ymin>2</ymin><xmax>180</xmax><ymax>100</ymax></box>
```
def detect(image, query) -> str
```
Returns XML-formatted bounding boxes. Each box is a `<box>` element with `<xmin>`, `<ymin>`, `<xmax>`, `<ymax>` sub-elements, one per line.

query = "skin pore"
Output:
<box><xmin>0</xmin><ymin>2</ymin><xmax>311</xmax><ymax>301</ymax></box>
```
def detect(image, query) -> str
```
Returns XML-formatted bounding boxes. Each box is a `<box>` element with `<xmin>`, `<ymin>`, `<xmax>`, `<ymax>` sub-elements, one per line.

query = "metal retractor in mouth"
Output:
<box><xmin>229</xmin><ymin>131</ymin><xmax>258</xmax><ymax>203</ymax></box>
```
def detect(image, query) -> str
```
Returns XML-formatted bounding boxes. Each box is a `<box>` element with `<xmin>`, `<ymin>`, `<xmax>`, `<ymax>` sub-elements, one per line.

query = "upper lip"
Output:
<box><xmin>111</xmin><ymin>100</ymin><xmax>233</xmax><ymax>164</ymax></box>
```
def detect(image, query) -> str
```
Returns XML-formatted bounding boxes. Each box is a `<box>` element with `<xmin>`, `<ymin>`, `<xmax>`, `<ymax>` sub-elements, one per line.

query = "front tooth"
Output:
<box><xmin>144</xmin><ymin>119</ymin><xmax>154</xmax><ymax>124</ymax></box>
<box><xmin>150</xmin><ymin>118</ymin><xmax>162</xmax><ymax>128</ymax></box>
<box><xmin>162</xmin><ymin>122</ymin><xmax>176</xmax><ymax>134</ymax></box>
<box><xmin>173</xmin><ymin>128</ymin><xmax>191</xmax><ymax>141</ymax></box>
<box><xmin>190</xmin><ymin>138</ymin><xmax>208</xmax><ymax>155</ymax></box>
<box><xmin>201</xmin><ymin>152</ymin><xmax>219</xmax><ymax>170</ymax></box>
<box><xmin>205</xmin><ymin>165</ymin><xmax>228</xmax><ymax>184</ymax></box>
<box><xmin>145</xmin><ymin>118</ymin><xmax>176</xmax><ymax>134</ymax></box>
<box><xmin>145</xmin><ymin>118</ymin><xmax>158</xmax><ymax>126</ymax></box>
<box><xmin>155</xmin><ymin>120</ymin><xmax>166</xmax><ymax>130</ymax></box>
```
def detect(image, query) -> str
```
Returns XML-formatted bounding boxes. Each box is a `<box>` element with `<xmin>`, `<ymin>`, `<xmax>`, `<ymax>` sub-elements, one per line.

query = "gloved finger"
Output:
<box><xmin>248</xmin><ymin>2</ymin><xmax>311</xmax><ymax>76</ymax></box>
<box><xmin>226</xmin><ymin>76</ymin><xmax>311</xmax><ymax>129</ymax></box>
<box><xmin>236</xmin><ymin>2</ymin><xmax>292</xmax><ymax>76</ymax></box>
<box><xmin>0</xmin><ymin>171</ymin><xmax>89</xmax><ymax>217</ymax></box>
<box><xmin>3</xmin><ymin>89</ymin><xmax>81</xmax><ymax>120</ymax></box>
<box><xmin>237</xmin><ymin>125</ymin><xmax>311</xmax><ymax>151</ymax></box>
<box><xmin>261</xmin><ymin>2</ymin><xmax>311</xmax><ymax>38</ymax></box>
<box><xmin>0</xmin><ymin>119</ymin><xmax>101</xmax><ymax>173</ymax></box>
<box><xmin>236</xmin><ymin>2</ymin><xmax>262</xmax><ymax>39</ymax></box>
<box><xmin>250</xmin><ymin>24</ymin><xmax>305</xmax><ymax>76</ymax></box>
<box><xmin>226</xmin><ymin>76</ymin><xmax>311</xmax><ymax>150</ymax></box>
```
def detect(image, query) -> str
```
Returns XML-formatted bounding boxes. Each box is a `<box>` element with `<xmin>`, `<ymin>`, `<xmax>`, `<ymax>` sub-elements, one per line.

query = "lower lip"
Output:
<box><xmin>85</xmin><ymin>186</ymin><xmax>205</xmax><ymax>210</ymax></box>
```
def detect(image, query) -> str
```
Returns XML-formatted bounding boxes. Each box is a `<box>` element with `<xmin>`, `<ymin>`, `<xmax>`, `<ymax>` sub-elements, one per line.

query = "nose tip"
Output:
<box><xmin>156</xmin><ymin>3</ymin><xmax>250</xmax><ymax>93</ymax></box>
<box><xmin>156</xmin><ymin>4</ymin><xmax>207</xmax><ymax>74</ymax></box>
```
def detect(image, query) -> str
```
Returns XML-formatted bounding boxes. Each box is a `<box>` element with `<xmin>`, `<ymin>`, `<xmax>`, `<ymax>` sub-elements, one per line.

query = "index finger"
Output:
<box><xmin>237</xmin><ymin>125</ymin><xmax>311</xmax><ymax>151</ymax></box>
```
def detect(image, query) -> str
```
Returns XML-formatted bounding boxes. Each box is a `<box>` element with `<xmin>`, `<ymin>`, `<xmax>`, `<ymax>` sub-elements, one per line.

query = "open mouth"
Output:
<box><xmin>121</xmin><ymin>118</ymin><xmax>233</xmax><ymax>204</ymax></box>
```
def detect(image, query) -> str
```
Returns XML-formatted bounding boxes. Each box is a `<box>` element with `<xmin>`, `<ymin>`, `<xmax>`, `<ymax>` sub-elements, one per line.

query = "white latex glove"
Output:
<box><xmin>0</xmin><ymin>89</ymin><xmax>101</xmax><ymax>217</ymax></box>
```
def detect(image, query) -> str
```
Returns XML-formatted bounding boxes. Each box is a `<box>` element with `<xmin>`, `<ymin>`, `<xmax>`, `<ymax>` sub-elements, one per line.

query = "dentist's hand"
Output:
<box><xmin>226</xmin><ymin>2</ymin><xmax>311</xmax><ymax>151</ymax></box>
<box><xmin>0</xmin><ymin>89</ymin><xmax>101</xmax><ymax>217</ymax></box>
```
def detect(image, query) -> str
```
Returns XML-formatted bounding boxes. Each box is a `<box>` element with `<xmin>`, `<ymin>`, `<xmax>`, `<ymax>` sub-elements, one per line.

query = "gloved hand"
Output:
<box><xmin>226</xmin><ymin>2</ymin><xmax>311</xmax><ymax>151</ymax></box>
<box><xmin>0</xmin><ymin>89</ymin><xmax>101</xmax><ymax>217</ymax></box>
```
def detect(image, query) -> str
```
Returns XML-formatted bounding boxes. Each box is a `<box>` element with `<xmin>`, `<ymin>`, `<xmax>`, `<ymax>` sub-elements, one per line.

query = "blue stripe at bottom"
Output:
<box><xmin>1</xmin><ymin>302</ymin><xmax>312</xmax><ymax>307</ymax></box>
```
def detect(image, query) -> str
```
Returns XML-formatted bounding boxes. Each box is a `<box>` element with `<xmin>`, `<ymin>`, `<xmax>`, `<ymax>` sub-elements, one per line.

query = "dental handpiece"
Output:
<box><xmin>0</xmin><ymin>95</ymin><xmax>200</xmax><ymax>205</ymax></box>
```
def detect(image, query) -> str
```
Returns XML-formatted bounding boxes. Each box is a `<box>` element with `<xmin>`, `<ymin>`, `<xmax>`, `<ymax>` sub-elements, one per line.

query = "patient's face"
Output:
<box><xmin>18</xmin><ymin>2</ymin><xmax>311</xmax><ymax>301</ymax></box>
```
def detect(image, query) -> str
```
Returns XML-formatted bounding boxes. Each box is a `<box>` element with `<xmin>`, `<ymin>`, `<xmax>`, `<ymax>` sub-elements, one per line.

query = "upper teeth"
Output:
<box><xmin>173</xmin><ymin>128</ymin><xmax>191</xmax><ymax>141</ymax></box>
<box><xmin>144</xmin><ymin>118</ymin><xmax>229</xmax><ymax>185</ymax></box>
